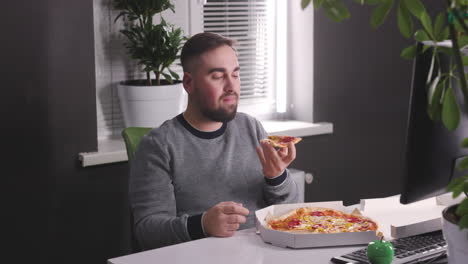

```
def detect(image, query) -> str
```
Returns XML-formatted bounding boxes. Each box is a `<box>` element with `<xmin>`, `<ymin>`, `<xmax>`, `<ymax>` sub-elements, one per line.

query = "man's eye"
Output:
<box><xmin>212</xmin><ymin>75</ymin><xmax>223</xmax><ymax>79</ymax></box>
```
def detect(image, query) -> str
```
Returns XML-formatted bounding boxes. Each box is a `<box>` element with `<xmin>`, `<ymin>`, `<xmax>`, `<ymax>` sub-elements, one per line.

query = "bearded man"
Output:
<box><xmin>129</xmin><ymin>32</ymin><xmax>299</xmax><ymax>250</ymax></box>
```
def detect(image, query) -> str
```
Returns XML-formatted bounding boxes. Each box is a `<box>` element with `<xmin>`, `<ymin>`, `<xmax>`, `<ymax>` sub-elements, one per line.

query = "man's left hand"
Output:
<box><xmin>256</xmin><ymin>141</ymin><xmax>296</xmax><ymax>179</ymax></box>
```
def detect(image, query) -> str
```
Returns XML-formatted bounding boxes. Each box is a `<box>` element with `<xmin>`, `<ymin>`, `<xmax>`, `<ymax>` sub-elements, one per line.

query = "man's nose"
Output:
<box><xmin>224</xmin><ymin>75</ymin><xmax>236</xmax><ymax>92</ymax></box>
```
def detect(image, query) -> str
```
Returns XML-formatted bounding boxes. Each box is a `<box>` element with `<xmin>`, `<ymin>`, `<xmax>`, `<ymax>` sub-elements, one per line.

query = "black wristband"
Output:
<box><xmin>264</xmin><ymin>170</ymin><xmax>287</xmax><ymax>186</ymax></box>
<box><xmin>187</xmin><ymin>214</ymin><xmax>205</xmax><ymax>240</ymax></box>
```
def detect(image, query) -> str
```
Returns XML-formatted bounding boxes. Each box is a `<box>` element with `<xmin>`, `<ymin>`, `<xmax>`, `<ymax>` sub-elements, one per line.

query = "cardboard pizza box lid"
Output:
<box><xmin>359</xmin><ymin>195</ymin><xmax>446</xmax><ymax>239</ymax></box>
<box><xmin>255</xmin><ymin>201</ymin><xmax>379</xmax><ymax>249</ymax></box>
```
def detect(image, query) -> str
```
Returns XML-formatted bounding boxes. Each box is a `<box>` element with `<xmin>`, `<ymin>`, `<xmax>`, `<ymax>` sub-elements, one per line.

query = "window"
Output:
<box><xmin>94</xmin><ymin>0</ymin><xmax>290</xmax><ymax>140</ymax></box>
<box><xmin>202</xmin><ymin>0</ymin><xmax>281</xmax><ymax>118</ymax></box>
<box><xmin>82</xmin><ymin>0</ymin><xmax>320</xmax><ymax>166</ymax></box>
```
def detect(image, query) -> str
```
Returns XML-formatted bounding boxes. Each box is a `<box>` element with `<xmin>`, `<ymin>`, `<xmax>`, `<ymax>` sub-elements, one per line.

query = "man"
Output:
<box><xmin>129</xmin><ymin>32</ymin><xmax>299</xmax><ymax>250</ymax></box>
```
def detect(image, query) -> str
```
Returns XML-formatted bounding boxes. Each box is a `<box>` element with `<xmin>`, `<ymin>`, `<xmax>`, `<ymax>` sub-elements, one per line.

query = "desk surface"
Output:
<box><xmin>108</xmin><ymin>195</ymin><xmax>446</xmax><ymax>264</ymax></box>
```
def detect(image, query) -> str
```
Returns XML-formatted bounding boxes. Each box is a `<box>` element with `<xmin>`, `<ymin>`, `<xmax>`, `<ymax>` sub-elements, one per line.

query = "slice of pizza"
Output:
<box><xmin>262</xmin><ymin>135</ymin><xmax>302</xmax><ymax>148</ymax></box>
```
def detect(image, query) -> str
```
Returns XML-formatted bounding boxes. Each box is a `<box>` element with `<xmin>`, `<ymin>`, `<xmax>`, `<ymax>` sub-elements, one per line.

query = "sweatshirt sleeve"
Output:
<box><xmin>129</xmin><ymin>134</ymin><xmax>203</xmax><ymax>250</ymax></box>
<box><xmin>262</xmin><ymin>169</ymin><xmax>300</xmax><ymax>205</ymax></box>
<box><xmin>253</xmin><ymin>118</ymin><xmax>300</xmax><ymax>205</ymax></box>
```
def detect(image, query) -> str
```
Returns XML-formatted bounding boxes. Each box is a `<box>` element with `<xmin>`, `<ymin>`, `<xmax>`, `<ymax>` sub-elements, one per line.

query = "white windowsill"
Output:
<box><xmin>78</xmin><ymin>120</ymin><xmax>333</xmax><ymax>167</ymax></box>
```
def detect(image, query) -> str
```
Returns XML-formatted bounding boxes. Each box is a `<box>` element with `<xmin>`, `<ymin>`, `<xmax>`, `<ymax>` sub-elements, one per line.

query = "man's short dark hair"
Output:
<box><xmin>180</xmin><ymin>32</ymin><xmax>237</xmax><ymax>72</ymax></box>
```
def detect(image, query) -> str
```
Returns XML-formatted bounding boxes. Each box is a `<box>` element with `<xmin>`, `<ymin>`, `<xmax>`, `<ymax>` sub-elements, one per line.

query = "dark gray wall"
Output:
<box><xmin>4</xmin><ymin>1</ymin><xmax>131</xmax><ymax>264</ymax></box>
<box><xmin>293</xmin><ymin>1</ymin><xmax>445</xmax><ymax>204</ymax></box>
<box><xmin>3</xmin><ymin>1</ymin><xmax>445</xmax><ymax>264</ymax></box>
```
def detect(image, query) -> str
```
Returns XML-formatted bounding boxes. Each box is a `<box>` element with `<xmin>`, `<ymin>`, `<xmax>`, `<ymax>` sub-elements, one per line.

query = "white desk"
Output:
<box><xmin>108</xmin><ymin>195</ymin><xmax>446</xmax><ymax>264</ymax></box>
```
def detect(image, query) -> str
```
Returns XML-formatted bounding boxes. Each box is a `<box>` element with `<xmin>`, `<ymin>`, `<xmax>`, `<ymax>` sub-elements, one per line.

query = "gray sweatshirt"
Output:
<box><xmin>129</xmin><ymin>112</ymin><xmax>299</xmax><ymax>249</ymax></box>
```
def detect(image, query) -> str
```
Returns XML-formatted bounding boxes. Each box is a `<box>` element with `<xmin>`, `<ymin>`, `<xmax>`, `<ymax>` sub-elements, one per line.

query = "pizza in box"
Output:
<box><xmin>266</xmin><ymin>207</ymin><xmax>379</xmax><ymax>234</ymax></box>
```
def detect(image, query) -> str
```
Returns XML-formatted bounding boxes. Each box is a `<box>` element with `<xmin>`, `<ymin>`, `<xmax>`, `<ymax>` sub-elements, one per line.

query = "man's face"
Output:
<box><xmin>185</xmin><ymin>45</ymin><xmax>241</xmax><ymax>122</ymax></box>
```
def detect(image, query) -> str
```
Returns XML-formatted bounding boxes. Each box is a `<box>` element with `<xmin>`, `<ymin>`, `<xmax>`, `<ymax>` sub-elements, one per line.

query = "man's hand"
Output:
<box><xmin>256</xmin><ymin>141</ymin><xmax>296</xmax><ymax>179</ymax></box>
<box><xmin>202</xmin><ymin>201</ymin><xmax>249</xmax><ymax>237</ymax></box>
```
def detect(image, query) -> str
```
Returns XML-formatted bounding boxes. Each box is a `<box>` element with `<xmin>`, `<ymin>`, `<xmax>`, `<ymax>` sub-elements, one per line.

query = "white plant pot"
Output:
<box><xmin>117</xmin><ymin>81</ymin><xmax>186</xmax><ymax>128</ymax></box>
<box><xmin>442</xmin><ymin>205</ymin><xmax>468</xmax><ymax>264</ymax></box>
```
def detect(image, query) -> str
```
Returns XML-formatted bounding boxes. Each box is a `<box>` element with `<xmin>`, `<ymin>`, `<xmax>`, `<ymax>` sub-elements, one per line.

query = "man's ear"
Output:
<box><xmin>183</xmin><ymin>72</ymin><xmax>194</xmax><ymax>94</ymax></box>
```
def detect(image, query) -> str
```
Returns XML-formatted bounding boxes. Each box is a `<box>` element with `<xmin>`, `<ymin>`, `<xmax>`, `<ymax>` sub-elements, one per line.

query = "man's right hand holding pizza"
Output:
<box><xmin>256</xmin><ymin>141</ymin><xmax>297</xmax><ymax>179</ymax></box>
<box><xmin>202</xmin><ymin>201</ymin><xmax>250</xmax><ymax>237</ymax></box>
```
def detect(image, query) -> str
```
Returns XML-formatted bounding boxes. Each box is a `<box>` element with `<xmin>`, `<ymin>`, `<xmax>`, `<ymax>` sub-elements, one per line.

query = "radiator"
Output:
<box><xmin>289</xmin><ymin>168</ymin><xmax>313</xmax><ymax>203</ymax></box>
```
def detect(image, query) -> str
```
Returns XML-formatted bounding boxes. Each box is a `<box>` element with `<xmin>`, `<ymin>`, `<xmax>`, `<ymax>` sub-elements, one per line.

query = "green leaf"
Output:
<box><xmin>442</xmin><ymin>85</ymin><xmax>460</xmax><ymax>131</ymax></box>
<box><xmin>440</xmin><ymin>27</ymin><xmax>449</xmax><ymax>41</ymax></box>
<box><xmin>454</xmin><ymin>18</ymin><xmax>464</xmax><ymax>33</ymax></box>
<box><xmin>458</xmin><ymin>35</ymin><xmax>468</xmax><ymax>49</ymax></box>
<box><xmin>354</xmin><ymin>0</ymin><xmax>380</xmax><ymax>4</ymax></box>
<box><xmin>447</xmin><ymin>176</ymin><xmax>466</xmax><ymax>195</ymax></box>
<box><xmin>161</xmin><ymin>72</ymin><xmax>174</xmax><ymax>84</ymax></box>
<box><xmin>168</xmin><ymin>69</ymin><xmax>180</xmax><ymax>80</ymax></box>
<box><xmin>414</xmin><ymin>29</ymin><xmax>430</xmax><ymax>41</ymax></box>
<box><xmin>397</xmin><ymin>0</ymin><xmax>413</xmax><ymax>38</ymax></box>
<box><xmin>302</xmin><ymin>0</ymin><xmax>312</xmax><ymax>9</ymax></box>
<box><xmin>422</xmin><ymin>45</ymin><xmax>431</xmax><ymax>53</ymax></box>
<box><xmin>434</xmin><ymin>12</ymin><xmax>445</xmax><ymax>41</ymax></box>
<box><xmin>434</xmin><ymin>12</ymin><xmax>445</xmax><ymax>37</ymax></box>
<box><xmin>438</xmin><ymin>46</ymin><xmax>454</xmax><ymax>56</ymax></box>
<box><xmin>322</xmin><ymin>0</ymin><xmax>351</xmax><ymax>22</ymax></box>
<box><xmin>459</xmin><ymin>214</ymin><xmax>468</xmax><ymax>230</ymax></box>
<box><xmin>463</xmin><ymin>56</ymin><xmax>468</xmax><ymax>66</ymax></box>
<box><xmin>461</xmin><ymin>138</ymin><xmax>468</xmax><ymax>148</ymax></box>
<box><xmin>371</xmin><ymin>0</ymin><xmax>394</xmax><ymax>29</ymax></box>
<box><xmin>425</xmin><ymin>48</ymin><xmax>435</xmax><ymax>86</ymax></box>
<box><xmin>456</xmin><ymin>197</ymin><xmax>468</xmax><ymax>216</ymax></box>
<box><xmin>428</xmin><ymin>77</ymin><xmax>444</xmax><ymax>121</ymax></box>
<box><xmin>457</xmin><ymin>156</ymin><xmax>468</xmax><ymax>171</ymax></box>
<box><xmin>314</xmin><ymin>0</ymin><xmax>325</xmax><ymax>9</ymax></box>
<box><xmin>404</xmin><ymin>0</ymin><xmax>426</xmax><ymax>19</ymax></box>
<box><xmin>401</xmin><ymin>45</ymin><xmax>417</xmax><ymax>59</ymax></box>
<box><xmin>419</xmin><ymin>11</ymin><xmax>433</xmax><ymax>38</ymax></box>
<box><xmin>427</xmin><ymin>71</ymin><xmax>441</xmax><ymax>104</ymax></box>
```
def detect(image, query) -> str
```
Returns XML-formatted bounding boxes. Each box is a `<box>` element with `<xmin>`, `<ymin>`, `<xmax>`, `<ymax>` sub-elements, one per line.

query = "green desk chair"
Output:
<box><xmin>122</xmin><ymin>127</ymin><xmax>152</xmax><ymax>162</ymax></box>
<box><xmin>121</xmin><ymin>126</ymin><xmax>152</xmax><ymax>253</ymax></box>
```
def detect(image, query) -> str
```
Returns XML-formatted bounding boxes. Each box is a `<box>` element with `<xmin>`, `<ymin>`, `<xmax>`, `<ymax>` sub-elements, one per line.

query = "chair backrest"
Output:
<box><xmin>121</xmin><ymin>127</ymin><xmax>152</xmax><ymax>162</ymax></box>
<box><xmin>121</xmin><ymin>126</ymin><xmax>152</xmax><ymax>253</ymax></box>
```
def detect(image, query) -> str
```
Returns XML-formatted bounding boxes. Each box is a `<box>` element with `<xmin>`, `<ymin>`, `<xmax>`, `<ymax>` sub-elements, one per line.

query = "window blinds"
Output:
<box><xmin>203</xmin><ymin>0</ymin><xmax>274</xmax><ymax>100</ymax></box>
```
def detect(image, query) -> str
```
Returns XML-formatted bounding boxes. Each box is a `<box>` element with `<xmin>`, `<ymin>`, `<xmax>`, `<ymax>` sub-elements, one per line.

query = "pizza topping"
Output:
<box><xmin>288</xmin><ymin>219</ymin><xmax>301</xmax><ymax>228</ymax></box>
<box><xmin>311</xmin><ymin>211</ymin><xmax>324</xmax><ymax>216</ymax></box>
<box><xmin>347</xmin><ymin>217</ymin><xmax>360</xmax><ymax>223</ymax></box>
<box><xmin>279</xmin><ymin>136</ymin><xmax>296</xmax><ymax>143</ymax></box>
<box><xmin>261</xmin><ymin>135</ymin><xmax>302</xmax><ymax>148</ymax></box>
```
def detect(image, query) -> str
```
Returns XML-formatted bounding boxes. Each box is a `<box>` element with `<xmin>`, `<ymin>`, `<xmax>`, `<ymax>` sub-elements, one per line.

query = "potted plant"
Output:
<box><xmin>113</xmin><ymin>0</ymin><xmax>187</xmax><ymax>128</ymax></box>
<box><xmin>444</xmin><ymin>173</ymin><xmax>468</xmax><ymax>262</ymax></box>
<box><xmin>301</xmin><ymin>0</ymin><xmax>468</xmax><ymax>262</ymax></box>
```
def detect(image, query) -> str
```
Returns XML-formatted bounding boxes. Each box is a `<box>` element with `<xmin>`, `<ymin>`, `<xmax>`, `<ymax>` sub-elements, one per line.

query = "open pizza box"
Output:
<box><xmin>255</xmin><ymin>201</ymin><xmax>380</xmax><ymax>249</ymax></box>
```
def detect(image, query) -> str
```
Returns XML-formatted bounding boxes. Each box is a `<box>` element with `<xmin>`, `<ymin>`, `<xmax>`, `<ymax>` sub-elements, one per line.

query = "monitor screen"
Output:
<box><xmin>400</xmin><ymin>42</ymin><xmax>468</xmax><ymax>204</ymax></box>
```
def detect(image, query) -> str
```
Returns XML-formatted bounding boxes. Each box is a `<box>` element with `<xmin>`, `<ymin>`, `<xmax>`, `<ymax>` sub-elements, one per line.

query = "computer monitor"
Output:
<box><xmin>400</xmin><ymin>42</ymin><xmax>468</xmax><ymax>204</ymax></box>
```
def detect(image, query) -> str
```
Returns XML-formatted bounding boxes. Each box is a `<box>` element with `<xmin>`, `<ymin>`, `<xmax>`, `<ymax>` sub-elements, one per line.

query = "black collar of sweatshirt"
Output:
<box><xmin>177</xmin><ymin>113</ymin><xmax>227</xmax><ymax>139</ymax></box>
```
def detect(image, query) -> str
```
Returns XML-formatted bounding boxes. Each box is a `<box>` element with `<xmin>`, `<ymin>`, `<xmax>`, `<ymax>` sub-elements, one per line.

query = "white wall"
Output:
<box><xmin>288</xmin><ymin>0</ymin><xmax>314</xmax><ymax>122</ymax></box>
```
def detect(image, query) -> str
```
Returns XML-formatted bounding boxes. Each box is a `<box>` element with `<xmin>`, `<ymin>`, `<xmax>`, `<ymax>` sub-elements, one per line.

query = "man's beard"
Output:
<box><xmin>199</xmin><ymin>94</ymin><xmax>238</xmax><ymax>122</ymax></box>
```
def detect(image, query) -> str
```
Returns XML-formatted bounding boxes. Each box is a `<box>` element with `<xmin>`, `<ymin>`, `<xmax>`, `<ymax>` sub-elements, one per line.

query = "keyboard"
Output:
<box><xmin>331</xmin><ymin>230</ymin><xmax>447</xmax><ymax>264</ymax></box>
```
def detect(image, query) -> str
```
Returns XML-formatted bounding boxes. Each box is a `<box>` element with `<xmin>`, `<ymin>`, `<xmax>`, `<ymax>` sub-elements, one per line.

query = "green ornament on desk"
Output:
<box><xmin>366</xmin><ymin>236</ymin><xmax>395</xmax><ymax>264</ymax></box>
